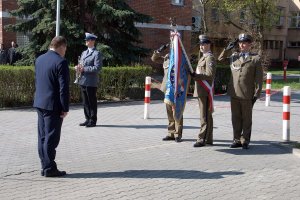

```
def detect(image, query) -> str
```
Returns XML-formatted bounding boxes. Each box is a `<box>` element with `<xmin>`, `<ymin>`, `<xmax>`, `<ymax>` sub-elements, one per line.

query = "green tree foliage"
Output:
<box><xmin>210</xmin><ymin>0</ymin><xmax>279</xmax><ymax>40</ymax></box>
<box><xmin>7</xmin><ymin>0</ymin><xmax>151</xmax><ymax>66</ymax></box>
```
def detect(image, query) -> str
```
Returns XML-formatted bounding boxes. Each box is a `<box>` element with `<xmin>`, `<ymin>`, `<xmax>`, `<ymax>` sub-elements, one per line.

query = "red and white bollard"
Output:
<box><xmin>144</xmin><ymin>76</ymin><xmax>151</xmax><ymax>119</ymax></box>
<box><xmin>265</xmin><ymin>72</ymin><xmax>272</xmax><ymax>106</ymax></box>
<box><xmin>282</xmin><ymin>86</ymin><xmax>291</xmax><ymax>141</ymax></box>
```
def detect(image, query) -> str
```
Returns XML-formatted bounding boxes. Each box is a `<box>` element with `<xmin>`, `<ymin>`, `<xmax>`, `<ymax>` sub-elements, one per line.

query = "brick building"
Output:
<box><xmin>0</xmin><ymin>0</ymin><xmax>17</xmax><ymax>49</ymax></box>
<box><xmin>127</xmin><ymin>0</ymin><xmax>193</xmax><ymax>64</ymax></box>
<box><xmin>2</xmin><ymin>0</ymin><xmax>299</xmax><ymax>65</ymax></box>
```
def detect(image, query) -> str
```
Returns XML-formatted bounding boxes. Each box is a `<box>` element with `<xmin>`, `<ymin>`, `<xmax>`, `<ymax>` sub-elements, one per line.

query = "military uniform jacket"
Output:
<box><xmin>218</xmin><ymin>49</ymin><xmax>263</xmax><ymax>100</ymax></box>
<box><xmin>151</xmin><ymin>51</ymin><xmax>169</xmax><ymax>93</ymax></box>
<box><xmin>193</xmin><ymin>52</ymin><xmax>216</xmax><ymax>97</ymax></box>
<box><xmin>78</xmin><ymin>48</ymin><xmax>102</xmax><ymax>87</ymax></box>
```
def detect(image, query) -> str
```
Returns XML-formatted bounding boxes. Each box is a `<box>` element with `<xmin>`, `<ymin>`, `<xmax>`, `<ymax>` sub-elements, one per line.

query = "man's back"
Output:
<box><xmin>33</xmin><ymin>50</ymin><xmax>69</xmax><ymax>112</ymax></box>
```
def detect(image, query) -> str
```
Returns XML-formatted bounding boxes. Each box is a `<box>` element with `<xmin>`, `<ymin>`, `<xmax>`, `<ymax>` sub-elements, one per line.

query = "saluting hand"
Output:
<box><xmin>225</xmin><ymin>39</ymin><xmax>238</xmax><ymax>51</ymax></box>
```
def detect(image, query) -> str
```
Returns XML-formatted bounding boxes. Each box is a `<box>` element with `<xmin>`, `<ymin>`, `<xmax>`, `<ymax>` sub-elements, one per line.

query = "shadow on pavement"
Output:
<box><xmin>99</xmin><ymin>124</ymin><xmax>199</xmax><ymax>129</ymax></box>
<box><xmin>215</xmin><ymin>140</ymin><xmax>292</xmax><ymax>155</ymax></box>
<box><xmin>66</xmin><ymin>170</ymin><xmax>244</xmax><ymax>179</ymax></box>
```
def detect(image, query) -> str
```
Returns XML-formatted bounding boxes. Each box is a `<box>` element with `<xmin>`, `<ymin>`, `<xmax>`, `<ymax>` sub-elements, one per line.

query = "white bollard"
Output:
<box><xmin>265</xmin><ymin>72</ymin><xmax>272</xmax><ymax>106</ymax></box>
<box><xmin>282</xmin><ymin>86</ymin><xmax>291</xmax><ymax>141</ymax></box>
<box><xmin>144</xmin><ymin>76</ymin><xmax>151</xmax><ymax>119</ymax></box>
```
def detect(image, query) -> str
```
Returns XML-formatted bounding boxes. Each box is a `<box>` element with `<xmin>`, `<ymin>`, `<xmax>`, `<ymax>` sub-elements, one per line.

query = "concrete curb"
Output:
<box><xmin>271</xmin><ymin>141</ymin><xmax>300</xmax><ymax>158</ymax></box>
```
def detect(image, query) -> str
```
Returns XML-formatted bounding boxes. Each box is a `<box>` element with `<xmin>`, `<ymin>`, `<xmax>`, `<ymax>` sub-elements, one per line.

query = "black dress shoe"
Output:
<box><xmin>162</xmin><ymin>136</ymin><xmax>175</xmax><ymax>141</ymax></box>
<box><xmin>85</xmin><ymin>123</ymin><xmax>96</xmax><ymax>128</ymax></box>
<box><xmin>79</xmin><ymin>121</ymin><xmax>89</xmax><ymax>126</ymax></box>
<box><xmin>193</xmin><ymin>142</ymin><xmax>205</xmax><ymax>147</ymax></box>
<box><xmin>44</xmin><ymin>169</ymin><xmax>66</xmax><ymax>177</ymax></box>
<box><xmin>242</xmin><ymin>143</ymin><xmax>249</xmax><ymax>149</ymax></box>
<box><xmin>175</xmin><ymin>137</ymin><xmax>182</xmax><ymax>143</ymax></box>
<box><xmin>229</xmin><ymin>142</ymin><xmax>242</xmax><ymax>148</ymax></box>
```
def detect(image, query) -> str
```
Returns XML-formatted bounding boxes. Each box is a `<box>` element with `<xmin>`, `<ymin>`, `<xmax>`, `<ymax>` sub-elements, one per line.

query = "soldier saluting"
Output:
<box><xmin>218</xmin><ymin>33</ymin><xmax>263</xmax><ymax>149</ymax></box>
<box><xmin>151</xmin><ymin>42</ymin><xmax>184</xmax><ymax>143</ymax></box>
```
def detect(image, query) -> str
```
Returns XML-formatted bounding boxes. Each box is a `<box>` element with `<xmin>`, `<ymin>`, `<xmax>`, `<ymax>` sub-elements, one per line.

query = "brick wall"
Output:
<box><xmin>127</xmin><ymin>0</ymin><xmax>192</xmax><ymax>65</ymax></box>
<box><xmin>0</xmin><ymin>0</ymin><xmax>17</xmax><ymax>49</ymax></box>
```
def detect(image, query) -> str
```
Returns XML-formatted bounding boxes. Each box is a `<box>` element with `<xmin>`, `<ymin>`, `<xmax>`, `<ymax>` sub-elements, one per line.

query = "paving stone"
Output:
<box><xmin>0</xmin><ymin>92</ymin><xmax>300</xmax><ymax>199</ymax></box>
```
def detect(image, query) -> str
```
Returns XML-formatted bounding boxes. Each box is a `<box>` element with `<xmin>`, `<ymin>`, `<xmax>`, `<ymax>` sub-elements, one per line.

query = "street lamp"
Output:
<box><xmin>56</xmin><ymin>0</ymin><xmax>60</xmax><ymax>36</ymax></box>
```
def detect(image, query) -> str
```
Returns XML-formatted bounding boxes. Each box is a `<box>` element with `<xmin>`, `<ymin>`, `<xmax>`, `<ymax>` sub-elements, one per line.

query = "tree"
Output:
<box><xmin>210</xmin><ymin>0</ymin><xmax>280</xmax><ymax>55</ymax></box>
<box><xmin>7</xmin><ymin>0</ymin><xmax>151</xmax><ymax>66</ymax></box>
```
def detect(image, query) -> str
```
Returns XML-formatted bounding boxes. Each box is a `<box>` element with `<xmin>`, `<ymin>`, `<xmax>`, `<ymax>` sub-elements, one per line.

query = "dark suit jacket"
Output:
<box><xmin>33</xmin><ymin>50</ymin><xmax>70</xmax><ymax>112</ymax></box>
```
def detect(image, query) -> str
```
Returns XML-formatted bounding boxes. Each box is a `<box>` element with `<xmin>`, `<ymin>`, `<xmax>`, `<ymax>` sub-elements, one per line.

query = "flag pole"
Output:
<box><xmin>169</xmin><ymin>19</ymin><xmax>194</xmax><ymax>74</ymax></box>
<box><xmin>56</xmin><ymin>0</ymin><xmax>61</xmax><ymax>36</ymax></box>
<box><xmin>178</xmin><ymin>37</ymin><xmax>194</xmax><ymax>73</ymax></box>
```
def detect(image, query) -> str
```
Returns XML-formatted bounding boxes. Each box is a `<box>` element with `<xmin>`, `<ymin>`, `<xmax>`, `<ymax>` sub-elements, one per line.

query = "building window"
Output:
<box><xmin>263</xmin><ymin>40</ymin><xmax>268</xmax><ymax>49</ymax></box>
<box><xmin>211</xmin><ymin>8</ymin><xmax>219</xmax><ymax>22</ymax></box>
<box><xmin>269</xmin><ymin>40</ymin><xmax>274</xmax><ymax>49</ymax></box>
<box><xmin>16</xmin><ymin>33</ymin><xmax>30</xmax><ymax>47</ymax></box>
<box><xmin>275</xmin><ymin>41</ymin><xmax>279</xmax><ymax>49</ymax></box>
<box><xmin>289</xmin><ymin>12</ymin><xmax>300</xmax><ymax>28</ymax></box>
<box><xmin>276</xmin><ymin>7</ymin><xmax>285</xmax><ymax>27</ymax></box>
<box><xmin>171</xmin><ymin>0</ymin><xmax>184</xmax><ymax>6</ymax></box>
<box><xmin>288</xmin><ymin>41</ymin><xmax>300</xmax><ymax>48</ymax></box>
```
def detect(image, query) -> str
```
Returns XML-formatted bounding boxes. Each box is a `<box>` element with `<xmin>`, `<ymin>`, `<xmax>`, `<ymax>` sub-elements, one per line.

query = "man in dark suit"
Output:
<box><xmin>75</xmin><ymin>33</ymin><xmax>102</xmax><ymax>127</ymax></box>
<box><xmin>0</xmin><ymin>43</ymin><xmax>7</xmax><ymax>65</ymax></box>
<box><xmin>33</xmin><ymin>36</ymin><xmax>69</xmax><ymax>177</ymax></box>
<box><xmin>8</xmin><ymin>41</ymin><xmax>17</xmax><ymax>65</ymax></box>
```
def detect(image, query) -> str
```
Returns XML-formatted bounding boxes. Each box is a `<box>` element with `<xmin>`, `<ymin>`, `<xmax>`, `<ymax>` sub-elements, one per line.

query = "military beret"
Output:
<box><xmin>238</xmin><ymin>33</ymin><xmax>252</xmax><ymax>42</ymax></box>
<box><xmin>199</xmin><ymin>35</ymin><xmax>211</xmax><ymax>44</ymax></box>
<box><xmin>85</xmin><ymin>32</ymin><xmax>97</xmax><ymax>41</ymax></box>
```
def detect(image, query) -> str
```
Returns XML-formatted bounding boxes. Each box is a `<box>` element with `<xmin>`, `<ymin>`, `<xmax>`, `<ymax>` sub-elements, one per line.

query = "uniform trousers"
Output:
<box><xmin>197</xmin><ymin>96</ymin><xmax>213</xmax><ymax>144</ymax></box>
<box><xmin>230</xmin><ymin>97</ymin><xmax>253</xmax><ymax>144</ymax></box>
<box><xmin>166</xmin><ymin>104</ymin><xmax>183</xmax><ymax>139</ymax></box>
<box><xmin>81</xmin><ymin>86</ymin><xmax>98</xmax><ymax>124</ymax></box>
<box><xmin>37</xmin><ymin>108</ymin><xmax>63</xmax><ymax>171</ymax></box>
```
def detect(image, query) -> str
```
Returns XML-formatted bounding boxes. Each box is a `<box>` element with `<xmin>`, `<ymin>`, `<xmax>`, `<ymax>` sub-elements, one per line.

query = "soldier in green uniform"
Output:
<box><xmin>191</xmin><ymin>35</ymin><xmax>216</xmax><ymax>147</ymax></box>
<box><xmin>151</xmin><ymin>43</ymin><xmax>183</xmax><ymax>143</ymax></box>
<box><xmin>218</xmin><ymin>33</ymin><xmax>263</xmax><ymax>149</ymax></box>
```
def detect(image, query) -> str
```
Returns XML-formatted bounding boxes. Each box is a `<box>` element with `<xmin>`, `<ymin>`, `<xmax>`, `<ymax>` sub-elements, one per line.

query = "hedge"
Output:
<box><xmin>0</xmin><ymin>64</ymin><xmax>232</xmax><ymax>108</ymax></box>
<box><xmin>0</xmin><ymin>65</ymin><xmax>152</xmax><ymax>108</ymax></box>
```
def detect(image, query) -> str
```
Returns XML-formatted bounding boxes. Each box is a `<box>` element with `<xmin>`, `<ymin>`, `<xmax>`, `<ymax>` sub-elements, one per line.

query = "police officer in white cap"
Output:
<box><xmin>218</xmin><ymin>33</ymin><xmax>263</xmax><ymax>149</ymax></box>
<box><xmin>75</xmin><ymin>32</ymin><xmax>103</xmax><ymax>127</ymax></box>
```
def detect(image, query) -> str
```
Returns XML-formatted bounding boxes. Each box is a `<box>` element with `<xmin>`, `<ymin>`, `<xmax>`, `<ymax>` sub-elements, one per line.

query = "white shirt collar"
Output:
<box><xmin>88</xmin><ymin>47</ymin><xmax>94</xmax><ymax>53</ymax></box>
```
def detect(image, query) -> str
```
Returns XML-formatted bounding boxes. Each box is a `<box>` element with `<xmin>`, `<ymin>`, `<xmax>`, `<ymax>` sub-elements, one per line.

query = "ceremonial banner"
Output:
<box><xmin>164</xmin><ymin>32</ymin><xmax>190</xmax><ymax>122</ymax></box>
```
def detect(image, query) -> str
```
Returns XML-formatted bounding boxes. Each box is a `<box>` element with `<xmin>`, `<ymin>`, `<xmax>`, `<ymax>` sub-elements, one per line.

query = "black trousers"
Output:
<box><xmin>81</xmin><ymin>86</ymin><xmax>98</xmax><ymax>124</ymax></box>
<box><xmin>37</xmin><ymin>108</ymin><xmax>63</xmax><ymax>171</ymax></box>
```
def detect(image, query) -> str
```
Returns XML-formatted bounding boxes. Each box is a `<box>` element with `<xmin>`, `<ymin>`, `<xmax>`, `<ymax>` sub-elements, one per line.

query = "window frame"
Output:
<box><xmin>171</xmin><ymin>0</ymin><xmax>184</xmax><ymax>6</ymax></box>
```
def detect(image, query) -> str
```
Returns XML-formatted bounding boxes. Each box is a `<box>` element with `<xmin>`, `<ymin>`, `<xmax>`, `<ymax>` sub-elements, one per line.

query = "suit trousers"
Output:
<box><xmin>81</xmin><ymin>86</ymin><xmax>98</xmax><ymax>124</ymax></box>
<box><xmin>230</xmin><ymin>97</ymin><xmax>253</xmax><ymax>144</ymax></box>
<box><xmin>37</xmin><ymin>108</ymin><xmax>63</xmax><ymax>171</ymax></box>
<box><xmin>197</xmin><ymin>96</ymin><xmax>213</xmax><ymax>143</ymax></box>
<box><xmin>166</xmin><ymin>104</ymin><xmax>183</xmax><ymax>138</ymax></box>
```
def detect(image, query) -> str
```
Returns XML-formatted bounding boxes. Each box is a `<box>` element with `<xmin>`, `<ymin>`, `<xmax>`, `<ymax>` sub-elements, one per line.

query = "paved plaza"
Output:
<box><xmin>0</xmin><ymin>91</ymin><xmax>300</xmax><ymax>200</ymax></box>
